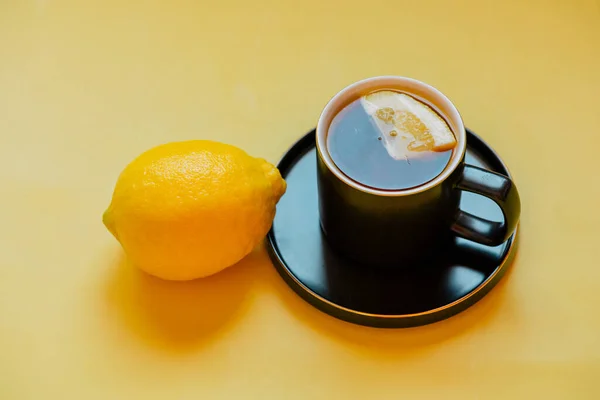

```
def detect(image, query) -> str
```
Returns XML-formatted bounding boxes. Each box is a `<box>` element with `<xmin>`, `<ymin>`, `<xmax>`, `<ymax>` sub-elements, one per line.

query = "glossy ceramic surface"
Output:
<box><xmin>268</xmin><ymin>129</ymin><xmax>518</xmax><ymax>327</ymax></box>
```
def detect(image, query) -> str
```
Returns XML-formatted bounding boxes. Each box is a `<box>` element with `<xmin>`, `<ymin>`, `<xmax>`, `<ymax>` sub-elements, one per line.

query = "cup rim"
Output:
<box><xmin>316</xmin><ymin>75</ymin><xmax>467</xmax><ymax>197</ymax></box>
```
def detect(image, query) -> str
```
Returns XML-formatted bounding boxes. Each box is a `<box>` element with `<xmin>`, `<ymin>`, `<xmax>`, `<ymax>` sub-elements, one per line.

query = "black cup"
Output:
<box><xmin>315</xmin><ymin>76</ymin><xmax>521</xmax><ymax>267</ymax></box>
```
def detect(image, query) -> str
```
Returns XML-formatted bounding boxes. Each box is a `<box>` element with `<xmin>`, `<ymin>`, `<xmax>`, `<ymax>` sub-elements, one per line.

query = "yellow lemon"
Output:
<box><xmin>103</xmin><ymin>140</ymin><xmax>286</xmax><ymax>280</ymax></box>
<box><xmin>361</xmin><ymin>90</ymin><xmax>457</xmax><ymax>158</ymax></box>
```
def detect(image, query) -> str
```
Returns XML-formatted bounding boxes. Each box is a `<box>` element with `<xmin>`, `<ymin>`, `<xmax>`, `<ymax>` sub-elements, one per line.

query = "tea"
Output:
<box><xmin>326</xmin><ymin>90</ymin><xmax>456</xmax><ymax>191</ymax></box>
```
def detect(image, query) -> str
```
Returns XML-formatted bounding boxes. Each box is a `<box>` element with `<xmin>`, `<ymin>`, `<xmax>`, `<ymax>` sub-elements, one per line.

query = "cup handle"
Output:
<box><xmin>450</xmin><ymin>164</ymin><xmax>521</xmax><ymax>246</ymax></box>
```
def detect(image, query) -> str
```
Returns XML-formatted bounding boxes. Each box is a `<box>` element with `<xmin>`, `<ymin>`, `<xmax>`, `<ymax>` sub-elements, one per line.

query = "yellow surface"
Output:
<box><xmin>1</xmin><ymin>0</ymin><xmax>599</xmax><ymax>398</ymax></box>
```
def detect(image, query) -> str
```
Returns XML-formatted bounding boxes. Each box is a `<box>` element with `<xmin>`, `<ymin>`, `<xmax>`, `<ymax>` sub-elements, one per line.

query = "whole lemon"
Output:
<box><xmin>103</xmin><ymin>140</ymin><xmax>286</xmax><ymax>280</ymax></box>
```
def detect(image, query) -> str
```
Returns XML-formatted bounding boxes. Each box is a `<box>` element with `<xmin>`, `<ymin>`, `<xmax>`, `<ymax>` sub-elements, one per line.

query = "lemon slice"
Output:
<box><xmin>360</xmin><ymin>90</ymin><xmax>457</xmax><ymax>159</ymax></box>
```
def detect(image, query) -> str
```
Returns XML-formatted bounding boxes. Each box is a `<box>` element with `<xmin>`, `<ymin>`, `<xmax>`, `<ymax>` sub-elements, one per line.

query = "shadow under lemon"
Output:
<box><xmin>104</xmin><ymin>246</ymin><xmax>267</xmax><ymax>351</ymax></box>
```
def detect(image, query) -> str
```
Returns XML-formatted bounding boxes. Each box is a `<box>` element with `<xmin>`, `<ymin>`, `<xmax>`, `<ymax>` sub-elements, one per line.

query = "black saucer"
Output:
<box><xmin>267</xmin><ymin>129</ymin><xmax>518</xmax><ymax>328</ymax></box>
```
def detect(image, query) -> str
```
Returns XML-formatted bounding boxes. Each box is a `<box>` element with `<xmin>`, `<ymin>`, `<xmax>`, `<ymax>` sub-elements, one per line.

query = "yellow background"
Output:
<box><xmin>1</xmin><ymin>0</ymin><xmax>599</xmax><ymax>398</ymax></box>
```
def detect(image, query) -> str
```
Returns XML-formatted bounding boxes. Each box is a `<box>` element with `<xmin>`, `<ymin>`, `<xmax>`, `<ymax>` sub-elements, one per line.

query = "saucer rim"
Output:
<box><xmin>266</xmin><ymin>128</ymin><xmax>519</xmax><ymax>328</ymax></box>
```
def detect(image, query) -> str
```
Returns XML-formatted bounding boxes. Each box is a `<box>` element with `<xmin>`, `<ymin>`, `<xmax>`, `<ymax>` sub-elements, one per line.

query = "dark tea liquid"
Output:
<box><xmin>326</xmin><ymin>92</ymin><xmax>454</xmax><ymax>191</ymax></box>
